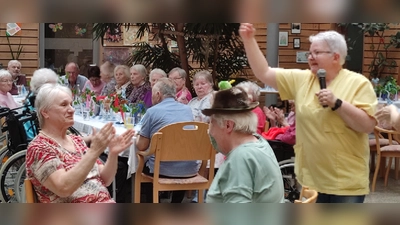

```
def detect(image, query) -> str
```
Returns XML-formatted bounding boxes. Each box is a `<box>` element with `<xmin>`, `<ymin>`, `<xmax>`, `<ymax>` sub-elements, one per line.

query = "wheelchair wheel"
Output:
<box><xmin>0</xmin><ymin>146</ymin><xmax>10</xmax><ymax>169</ymax></box>
<box><xmin>279</xmin><ymin>162</ymin><xmax>300</xmax><ymax>203</ymax></box>
<box><xmin>0</xmin><ymin>150</ymin><xmax>26</xmax><ymax>203</ymax></box>
<box><xmin>14</xmin><ymin>162</ymin><xmax>26</xmax><ymax>203</ymax></box>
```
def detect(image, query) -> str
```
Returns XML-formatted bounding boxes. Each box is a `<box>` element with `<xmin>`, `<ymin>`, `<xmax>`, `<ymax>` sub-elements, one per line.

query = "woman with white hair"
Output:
<box><xmin>168</xmin><ymin>67</ymin><xmax>192</xmax><ymax>104</ymax></box>
<box><xmin>100</xmin><ymin>61</ymin><xmax>117</xmax><ymax>96</ymax></box>
<box><xmin>26</xmin><ymin>83</ymin><xmax>135</xmax><ymax>203</ymax></box>
<box><xmin>0</xmin><ymin>69</ymin><xmax>20</xmax><ymax>109</ymax></box>
<box><xmin>188</xmin><ymin>70</ymin><xmax>215</xmax><ymax>123</ymax></box>
<box><xmin>127</xmin><ymin>64</ymin><xmax>152</xmax><ymax>108</ymax></box>
<box><xmin>236</xmin><ymin>81</ymin><xmax>266</xmax><ymax>135</ymax></box>
<box><xmin>240</xmin><ymin>23</ymin><xmax>377</xmax><ymax>203</ymax></box>
<box><xmin>24</xmin><ymin>68</ymin><xmax>59</xmax><ymax>140</ymax></box>
<box><xmin>114</xmin><ymin>65</ymin><xmax>133</xmax><ymax>97</ymax></box>
<box><xmin>149</xmin><ymin>68</ymin><xmax>167</xmax><ymax>88</ymax></box>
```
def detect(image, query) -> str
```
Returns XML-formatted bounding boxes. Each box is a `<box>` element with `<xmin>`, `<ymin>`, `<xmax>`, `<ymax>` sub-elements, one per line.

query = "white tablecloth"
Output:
<box><xmin>73</xmin><ymin>114</ymin><xmax>139</xmax><ymax>176</ymax></box>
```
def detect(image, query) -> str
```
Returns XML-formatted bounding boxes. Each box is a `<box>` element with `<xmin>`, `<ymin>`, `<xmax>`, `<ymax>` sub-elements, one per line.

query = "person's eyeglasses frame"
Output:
<box><xmin>305</xmin><ymin>51</ymin><xmax>332</xmax><ymax>58</ymax></box>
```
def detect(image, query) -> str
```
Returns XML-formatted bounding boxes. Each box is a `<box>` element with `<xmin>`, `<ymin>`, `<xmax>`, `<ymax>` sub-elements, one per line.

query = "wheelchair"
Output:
<box><xmin>0</xmin><ymin>106</ymin><xmax>40</xmax><ymax>203</ymax></box>
<box><xmin>267</xmin><ymin>139</ymin><xmax>300</xmax><ymax>203</ymax></box>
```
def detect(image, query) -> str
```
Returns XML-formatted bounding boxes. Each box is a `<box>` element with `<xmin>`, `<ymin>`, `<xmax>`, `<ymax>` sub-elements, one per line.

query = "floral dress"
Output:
<box><xmin>26</xmin><ymin>134</ymin><xmax>114</xmax><ymax>203</ymax></box>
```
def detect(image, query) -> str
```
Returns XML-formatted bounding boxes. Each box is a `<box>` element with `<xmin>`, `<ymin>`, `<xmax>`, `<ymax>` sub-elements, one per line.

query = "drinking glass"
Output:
<box><xmin>124</xmin><ymin>115</ymin><xmax>135</xmax><ymax>129</ymax></box>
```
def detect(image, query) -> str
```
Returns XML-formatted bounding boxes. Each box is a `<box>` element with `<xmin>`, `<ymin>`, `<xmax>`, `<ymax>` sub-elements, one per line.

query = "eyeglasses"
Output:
<box><xmin>305</xmin><ymin>51</ymin><xmax>332</xmax><ymax>58</ymax></box>
<box><xmin>171</xmin><ymin>77</ymin><xmax>183</xmax><ymax>81</ymax></box>
<box><xmin>0</xmin><ymin>80</ymin><xmax>13</xmax><ymax>83</ymax></box>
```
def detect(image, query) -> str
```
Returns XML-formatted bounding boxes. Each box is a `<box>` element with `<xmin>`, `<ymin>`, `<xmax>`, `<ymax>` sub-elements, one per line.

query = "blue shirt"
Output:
<box><xmin>59</xmin><ymin>75</ymin><xmax>88</xmax><ymax>92</ymax></box>
<box><xmin>139</xmin><ymin>98</ymin><xmax>198</xmax><ymax>177</ymax></box>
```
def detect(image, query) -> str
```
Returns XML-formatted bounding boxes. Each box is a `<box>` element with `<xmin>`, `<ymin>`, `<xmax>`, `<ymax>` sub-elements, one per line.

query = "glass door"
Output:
<box><xmin>40</xmin><ymin>23</ymin><xmax>94</xmax><ymax>77</ymax></box>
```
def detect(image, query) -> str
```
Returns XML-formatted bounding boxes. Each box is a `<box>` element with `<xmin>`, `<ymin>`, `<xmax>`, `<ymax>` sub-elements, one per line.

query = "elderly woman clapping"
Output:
<box><xmin>26</xmin><ymin>83</ymin><xmax>135</xmax><ymax>203</ymax></box>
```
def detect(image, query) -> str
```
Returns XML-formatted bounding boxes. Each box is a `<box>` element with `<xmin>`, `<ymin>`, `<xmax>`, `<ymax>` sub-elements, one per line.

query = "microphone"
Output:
<box><xmin>317</xmin><ymin>69</ymin><xmax>328</xmax><ymax>108</ymax></box>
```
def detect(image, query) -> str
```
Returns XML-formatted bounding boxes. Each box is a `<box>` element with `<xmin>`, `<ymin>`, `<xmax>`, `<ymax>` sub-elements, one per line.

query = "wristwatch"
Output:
<box><xmin>331</xmin><ymin>98</ymin><xmax>342</xmax><ymax>111</ymax></box>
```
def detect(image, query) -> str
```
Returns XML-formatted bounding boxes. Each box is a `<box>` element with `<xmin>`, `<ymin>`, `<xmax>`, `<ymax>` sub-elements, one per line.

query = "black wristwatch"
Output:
<box><xmin>331</xmin><ymin>98</ymin><xmax>342</xmax><ymax>111</ymax></box>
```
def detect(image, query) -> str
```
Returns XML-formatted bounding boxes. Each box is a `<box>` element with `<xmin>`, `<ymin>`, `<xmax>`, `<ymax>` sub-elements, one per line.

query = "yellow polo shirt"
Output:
<box><xmin>276</xmin><ymin>68</ymin><xmax>377</xmax><ymax>195</ymax></box>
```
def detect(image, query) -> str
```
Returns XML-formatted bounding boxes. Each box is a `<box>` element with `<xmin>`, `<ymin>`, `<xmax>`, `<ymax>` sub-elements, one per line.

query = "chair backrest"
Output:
<box><xmin>374</xmin><ymin>126</ymin><xmax>400</xmax><ymax>154</ymax></box>
<box><xmin>294</xmin><ymin>186</ymin><xmax>318</xmax><ymax>203</ymax></box>
<box><xmin>24</xmin><ymin>179</ymin><xmax>38</xmax><ymax>203</ymax></box>
<box><xmin>153</xmin><ymin>122</ymin><xmax>214</xmax><ymax>162</ymax></box>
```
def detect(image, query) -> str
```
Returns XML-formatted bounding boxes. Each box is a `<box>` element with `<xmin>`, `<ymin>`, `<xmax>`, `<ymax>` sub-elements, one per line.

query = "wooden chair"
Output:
<box><xmin>294</xmin><ymin>186</ymin><xmax>318</xmax><ymax>203</ymax></box>
<box><xmin>264</xmin><ymin>120</ymin><xmax>270</xmax><ymax>132</ymax></box>
<box><xmin>24</xmin><ymin>179</ymin><xmax>38</xmax><ymax>203</ymax></box>
<box><xmin>371</xmin><ymin>126</ymin><xmax>400</xmax><ymax>192</ymax></box>
<box><xmin>134</xmin><ymin>122</ymin><xmax>215</xmax><ymax>203</ymax></box>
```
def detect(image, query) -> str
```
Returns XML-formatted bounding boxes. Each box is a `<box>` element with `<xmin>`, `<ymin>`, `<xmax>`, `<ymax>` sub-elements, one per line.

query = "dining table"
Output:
<box><xmin>73</xmin><ymin>113</ymin><xmax>141</xmax><ymax>177</ymax></box>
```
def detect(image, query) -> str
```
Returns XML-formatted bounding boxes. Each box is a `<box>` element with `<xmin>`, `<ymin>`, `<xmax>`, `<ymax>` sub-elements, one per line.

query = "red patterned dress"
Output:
<box><xmin>26</xmin><ymin>134</ymin><xmax>114</xmax><ymax>203</ymax></box>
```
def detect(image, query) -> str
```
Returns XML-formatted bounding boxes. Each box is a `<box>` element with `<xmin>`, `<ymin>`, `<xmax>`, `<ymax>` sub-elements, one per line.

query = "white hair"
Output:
<box><xmin>0</xmin><ymin>69</ymin><xmax>12</xmax><ymax>80</ymax></box>
<box><xmin>236</xmin><ymin>81</ymin><xmax>261</xmax><ymax>102</ymax></box>
<box><xmin>212</xmin><ymin>111</ymin><xmax>257</xmax><ymax>134</ymax></box>
<box><xmin>8</xmin><ymin>60</ymin><xmax>21</xmax><ymax>68</ymax></box>
<box><xmin>30</xmin><ymin>68</ymin><xmax>59</xmax><ymax>94</ymax></box>
<box><xmin>309</xmin><ymin>30</ymin><xmax>348</xmax><ymax>65</ymax></box>
<box><xmin>149</xmin><ymin>68</ymin><xmax>167</xmax><ymax>79</ymax></box>
<box><xmin>35</xmin><ymin>83</ymin><xmax>72</xmax><ymax>126</ymax></box>
<box><xmin>130</xmin><ymin>64</ymin><xmax>148</xmax><ymax>80</ymax></box>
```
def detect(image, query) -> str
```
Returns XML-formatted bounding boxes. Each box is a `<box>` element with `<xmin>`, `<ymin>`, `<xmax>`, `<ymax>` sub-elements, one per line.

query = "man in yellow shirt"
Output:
<box><xmin>239</xmin><ymin>23</ymin><xmax>377</xmax><ymax>203</ymax></box>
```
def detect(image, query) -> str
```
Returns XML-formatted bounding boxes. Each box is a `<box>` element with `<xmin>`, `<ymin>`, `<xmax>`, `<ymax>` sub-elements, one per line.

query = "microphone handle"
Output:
<box><xmin>319</xmin><ymin>78</ymin><xmax>328</xmax><ymax>108</ymax></box>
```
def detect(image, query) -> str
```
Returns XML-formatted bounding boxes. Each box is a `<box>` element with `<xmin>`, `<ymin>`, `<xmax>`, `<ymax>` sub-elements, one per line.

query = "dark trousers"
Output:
<box><xmin>100</xmin><ymin>153</ymin><xmax>132</xmax><ymax>203</ymax></box>
<box><xmin>316</xmin><ymin>193</ymin><xmax>365</xmax><ymax>203</ymax></box>
<box><xmin>140</xmin><ymin>165</ymin><xmax>193</xmax><ymax>203</ymax></box>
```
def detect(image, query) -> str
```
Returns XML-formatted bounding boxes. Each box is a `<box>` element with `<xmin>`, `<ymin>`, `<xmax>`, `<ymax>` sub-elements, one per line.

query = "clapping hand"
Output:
<box><xmin>90</xmin><ymin>123</ymin><xmax>115</xmax><ymax>156</ymax></box>
<box><xmin>263</xmin><ymin>106</ymin><xmax>277</xmax><ymax>121</ymax></box>
<box><xmin>108</xmin><ymin>129</ymin><xmax>135</xmax><ymax>155</ymax></box>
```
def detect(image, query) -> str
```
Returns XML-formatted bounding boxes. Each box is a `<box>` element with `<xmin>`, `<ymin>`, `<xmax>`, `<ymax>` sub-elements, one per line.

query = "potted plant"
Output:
<box><xmin>375</xmin><ymin>76</ymin><xmax>400</xmax><ymax>102</ymax></box>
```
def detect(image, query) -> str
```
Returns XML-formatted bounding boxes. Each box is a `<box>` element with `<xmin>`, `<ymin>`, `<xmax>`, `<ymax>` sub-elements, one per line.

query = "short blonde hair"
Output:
<box><xmin>35</xmin><ymin>83</ymin><xmax>72</xmax><ymax>126</ymax></box>
<box><xmin>114</xmin><ymin>65</ymin><xmax>130</xmax><ymax>80</ymax></box>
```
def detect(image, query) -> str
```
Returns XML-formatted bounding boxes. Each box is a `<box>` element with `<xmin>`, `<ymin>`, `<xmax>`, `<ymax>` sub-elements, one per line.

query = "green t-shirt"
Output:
<box><xmin>206</xmin><ymin>134</ymin><xmax>285</xmax><ymax>203</ymax></box>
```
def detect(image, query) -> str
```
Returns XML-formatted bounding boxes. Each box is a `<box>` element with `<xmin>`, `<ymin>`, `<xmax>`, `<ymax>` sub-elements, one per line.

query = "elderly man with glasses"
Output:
<box><xmin>239</xmin><ymin>23</ymin><xmax>377</xmax><ymax>203</ymax></box>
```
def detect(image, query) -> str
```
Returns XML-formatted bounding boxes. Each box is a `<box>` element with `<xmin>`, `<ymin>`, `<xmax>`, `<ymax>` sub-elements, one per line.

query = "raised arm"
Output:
<box><xmin>239</xmin><ymin>23</ymin><xmax>278</xmax><ymax>90</ymax></box>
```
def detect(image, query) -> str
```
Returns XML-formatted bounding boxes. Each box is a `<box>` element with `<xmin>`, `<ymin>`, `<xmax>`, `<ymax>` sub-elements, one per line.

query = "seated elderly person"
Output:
<box><xmin>136</xmin><ymin>78</ymin><xmax>198</xmax><ymax>203</ymax></box>
<box><xmin>26</xmin><ymin>83</ymin><xmax>135</xmax><ymax>203</ymax></box>
<box><xmin>263</xmin><ymin>100</ymin><xmax>296</xmax><ymax>145</ymax></box>
<box><xmin>100</xmin><ymin>61</ymin><xmax>117</xmax><ymax>96</ymax></box>
<box><xmin>376</xmin><ymin>104</ymin><xmax>400</xmax><ymax>131</ymax></box>
<box><xmin>7</xmin><ymin>60</ymin><xmax>27</xmax><ymax>95</ymax></box>
<box><xmin>0</xmin><ymin>69</ymin><xmax>21</xmax><ymax>109</ymax></box>
<box><xmin>168</xmin><ymin>67</ymin><xmax>192</xmax><ymax>104</ymax></box>
<box><xmin>236</xmin><ymin>81</ymin><xmax>266</xmax><ymax>135</ymax></box>
<box><xmin>149</xmin><ymin>68</ymin><xmax>167</xmax><ymax>88</ymax></box>
<box><xmin>127</xmin><ymin>64</ymin><xmax>152</xmax><ymax>107</ymax></box>
<box><xmin>23</xmin><ymin>68</ymin><xmax>60</xmax><ymax>140</ymax></box>
<box><xmin>202</xmin><ymin>87</ymin><xmax>284</xmax><ymax>203</ymax></box>
<box><xmin>60</xmin><ymin>62</ymin><xmax>88</xmax><ymax>93</ymax></box>
<box><xmin>82</xmin><ymin>65</ymin><xmax>105</xmax><ymax>96</ymax></box>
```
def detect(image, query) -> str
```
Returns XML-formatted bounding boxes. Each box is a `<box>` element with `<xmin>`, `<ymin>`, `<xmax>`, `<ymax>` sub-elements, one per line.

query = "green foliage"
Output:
<box><xmin>93</xmin><ymin>23</ymin><xmax>249</xmax><ymax>90</ymax></box>
<box><xmin>338</xmin><ymin>23</ymin><xmax>400</xmax><ymax>79</ymax></box>
<box><xmin>375</xmin><ymin>76</ymin><xmax>400</xmax><ymax>98</ymax></box>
